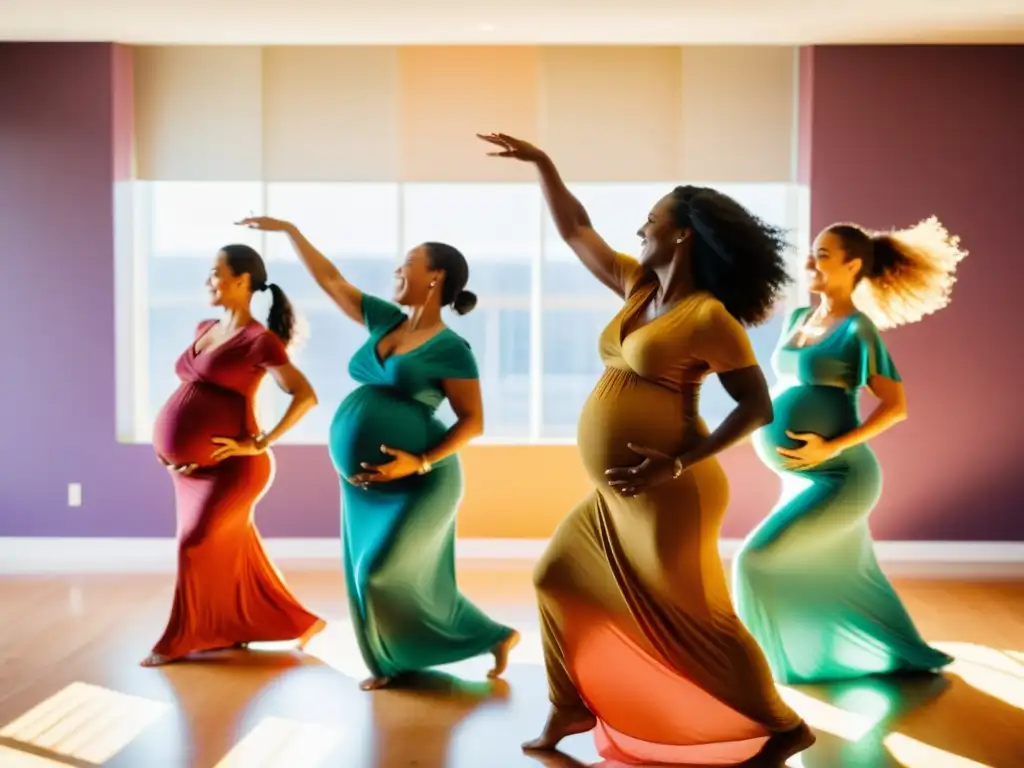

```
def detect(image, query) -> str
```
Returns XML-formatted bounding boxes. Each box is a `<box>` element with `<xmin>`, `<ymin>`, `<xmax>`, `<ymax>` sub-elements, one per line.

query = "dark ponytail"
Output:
<box><xmin>264</xmin><ymin>283</ymin><xmax>296</xmax><ymax>346</ymax></box>
<box><xmin>866</xmin><ymin>233</ymin><xmax>910</xmax><ymax>279</ymax></box>
<box><xmin>424</xmin><ymin>241</ymin><xmax>478</xmax><ymax>315</ymax></box>
<box><xmin>220</xmin><ymin>243</ymin><xmax>296</xmax><ymax>346</ymax></box>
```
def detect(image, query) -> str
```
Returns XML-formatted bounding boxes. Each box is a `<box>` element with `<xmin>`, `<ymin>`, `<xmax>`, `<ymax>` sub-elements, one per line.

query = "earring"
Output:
<box><xmin>676</xmin><ymin>238</ymin><xmax>684</xmax><ymax>244</ymax></box>
<box><xmin>429</xmin><ymin>280</ymin><xmax>436</xmax><ymax>288</ymax></box>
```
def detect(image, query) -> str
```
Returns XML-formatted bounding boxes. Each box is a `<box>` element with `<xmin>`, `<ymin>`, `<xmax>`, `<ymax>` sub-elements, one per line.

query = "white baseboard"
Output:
<box><xmin>0</xmin><ymin>538</ymin><xmax>1022</xmax><ymax>578</ymax></box>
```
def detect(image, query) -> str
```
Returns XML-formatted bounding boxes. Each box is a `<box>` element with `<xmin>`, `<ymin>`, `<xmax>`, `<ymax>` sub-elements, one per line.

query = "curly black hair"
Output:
<box><xmin>669</xmin><ymin>185</ymin><xmax>791</xmax><ymax>326</ymax></box>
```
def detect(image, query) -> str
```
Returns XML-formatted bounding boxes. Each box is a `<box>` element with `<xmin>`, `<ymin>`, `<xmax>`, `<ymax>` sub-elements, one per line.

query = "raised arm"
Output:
<box><xmin>237</xmin><ymin>216</ymin><xmax>365</xmax><ymax>324</ymax></box>
<box><xmin>478</xmin><ymin>133</ymin><xmax>630</xmax><ymax>299</ymax></box>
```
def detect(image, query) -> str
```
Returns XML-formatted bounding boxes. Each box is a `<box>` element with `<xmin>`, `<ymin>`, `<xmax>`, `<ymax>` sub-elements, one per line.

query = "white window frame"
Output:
<box><xmin>117</xmin><ymin>181</ymin><xmax>806</xmax><ymax>447</ymax></box>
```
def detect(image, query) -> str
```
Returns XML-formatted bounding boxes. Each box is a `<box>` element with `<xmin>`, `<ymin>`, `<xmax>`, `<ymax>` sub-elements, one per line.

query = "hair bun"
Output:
<box><xmin>452</xmin><ymin>289</ymin><xmax>478</xmax><ymax>316</ymax></box>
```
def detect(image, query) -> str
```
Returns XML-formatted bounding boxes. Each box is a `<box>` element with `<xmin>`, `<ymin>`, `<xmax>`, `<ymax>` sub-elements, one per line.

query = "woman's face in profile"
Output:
<box><xmin>806</xmin><ymin>231</ymin><xmax>860</xmax><ymax>295</ymax></box>
<box><xmin>637</xmin><ymin>194</ymin><xmax>684</xmax><ymax>267</ymax></box>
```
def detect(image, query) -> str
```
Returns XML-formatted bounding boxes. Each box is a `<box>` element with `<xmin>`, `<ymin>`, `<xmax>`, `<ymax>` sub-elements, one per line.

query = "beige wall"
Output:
<box><xmin>133</xmin><ymin>44</ymin><xmax>798</xmax><ymax>183</ymax></box>
<box><xmin>130</xmin><ymin>44</ymin><xmax>799</xmax><ymax>540</ymax></box>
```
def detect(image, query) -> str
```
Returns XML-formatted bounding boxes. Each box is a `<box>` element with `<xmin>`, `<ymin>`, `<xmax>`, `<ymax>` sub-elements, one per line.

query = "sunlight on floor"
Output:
<box><xmin>0</xmin><ymin>746</ymin><xmax>68</xmax><ymax>766</ymax></box>
<box><xmin>884</xmin><ymin>732</ymin><xmax>992</xmax><ymax>767</ymax></box>
<box><xmin>299</xmin><ymin>619</ymin><xmax>547</xmax><ymax>681</ymax></box>
<box><xmin>212</xmin><ymin>716</ymin><xmax>341</xmax><ymax>768</ymax></box>
<box><xmin>937</xmin><ymin>642</ymin><xmax>1024</xmax><ymax>710</ymax></box>
<box><xmin>0</xmin><ymin>681</ymin><xmax>169</xmax><ymax>765</ymax></box>
<box><xmin>777</xmin><ymin>686</ymin><xmax>880</xmax><ymax>741</ymax></box>
<box><xmin>780</xmin><ymin>642</ymin><xmax>1024</xmax><ymax>768</ymax></box>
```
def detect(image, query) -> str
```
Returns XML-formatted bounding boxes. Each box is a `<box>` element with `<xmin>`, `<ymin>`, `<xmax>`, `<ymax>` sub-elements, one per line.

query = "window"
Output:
<box><xmin>261</xmin><ymin>183</ymin><xmax>400</xmax><ymax>443</ymax></box>
<box><xmin>139</xmin><ymin>182</ymin><xmax>264</xmax><ymax>442</ymax></box>
<box><xmin>123</xmin><ymin>181</ymin><xmax>803</xmax><ymax>445</ymax></box>
<box><xmin>401</xmin><ymin>183</ymin><xmax>541</xmax><ymax>438</ymax></box>
<box><xmin>541</xmin><ymin>184</ymin><xmax>665</xmax><ymax>438</ymax></box>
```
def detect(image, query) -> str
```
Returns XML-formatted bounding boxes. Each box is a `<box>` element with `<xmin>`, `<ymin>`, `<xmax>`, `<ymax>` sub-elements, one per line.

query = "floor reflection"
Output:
<box><xmin>2</xmin><ymin>573</ymin><xmax>1022</xmax><ymax>767</ymax></box>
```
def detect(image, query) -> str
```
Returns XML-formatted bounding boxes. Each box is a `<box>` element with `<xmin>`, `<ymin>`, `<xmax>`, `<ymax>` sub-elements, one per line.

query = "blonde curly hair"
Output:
<box><xmin>824</xmin><ymin>217</ymin><xmax>968</xmax><ymax>330</ymax></box>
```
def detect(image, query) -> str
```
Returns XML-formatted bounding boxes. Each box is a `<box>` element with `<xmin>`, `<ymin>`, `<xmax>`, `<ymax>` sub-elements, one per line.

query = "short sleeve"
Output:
<box><xmin>853</xmin><ymin>316</ymin><xmax>901</xmax><ymax>386</ymax></box>
<box><xmin>361</xmin><ymin>293</ymin><xmax>406</xmax><ymax>335</ymax></box>
<box><xmin>694</xmin><ymin>300</ymin><xmax>759</xmax><ymax>374</ymax></box>
<box><xmin>251</xmin><ymin>331</ymin><xmax>289</xmax><ymax>369</ymax></box>
<box><xmin>441</xmin><ymin>336</ymin><xmax>480</xmax><ymax>380</ymax></box>
<box><xmin>612</xmin><ymin>252</ymin><xmax>644</xmax><ymax>297</ymax></box>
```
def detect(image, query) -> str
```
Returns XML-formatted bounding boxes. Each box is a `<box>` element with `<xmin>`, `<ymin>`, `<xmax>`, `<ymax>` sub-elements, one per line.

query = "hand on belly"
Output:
<box><xmin>604</xmin><ymin>443</ymin><xmax>679</xmax><ymax>498</ymax></box>
<box><xmin>774</xmin><ymin>430</ymin><xmax>840</xmax><ymax>471</ymax></box>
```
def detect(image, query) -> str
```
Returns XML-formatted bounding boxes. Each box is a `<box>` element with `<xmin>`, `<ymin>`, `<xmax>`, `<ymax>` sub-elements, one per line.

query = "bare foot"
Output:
<box><xmin>488</xmin><ymin>629</ymin><xmax>520</xmax><ymax>679</ymax></box>
<box><xmin>359</xmin><ymin>676</ymin><xmax>393</xmax><ymax>691</ymax></box>
<box><xmin>297</xmin><ymin>618</ymin><xmax>327</xmax><ymax>651</ymax></box>
<box><xmin>139</xmin><ymin>653</ymin><xmax>176</xmax><ymax>668</ymax></box>
<box><xmin>522</xmin><ymin>705</ymin><xmax>597</xmax><ymax>751</ymax></box>
<box><xmin>740</xmin><ymin>722</ymin><xmax>816</xmax><ymax>767</ymax></box>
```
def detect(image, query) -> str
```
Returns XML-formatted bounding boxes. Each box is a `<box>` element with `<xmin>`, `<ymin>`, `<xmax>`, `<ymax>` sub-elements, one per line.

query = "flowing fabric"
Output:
<box><xmin>535</xmin><ymin>254</ymin><xmax>802</xmax><ymax>765</ymax></box>
<box><xmin>734</xmin><ymin>307</ymin><xmax>953</xmax><ymax>684</ymax></box>
<box><xmin>331</xmin><ymin>294</ymin><xmax>513</xmax><ymax>679</ymax></box>
<box><xmin>150</xmin><ymin>321</ymin><xmax>321</xmax><ymax>659</ymax></box>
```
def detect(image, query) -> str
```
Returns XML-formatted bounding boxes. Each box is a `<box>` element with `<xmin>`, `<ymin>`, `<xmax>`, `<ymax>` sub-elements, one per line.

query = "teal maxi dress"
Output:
<box><xmin>329</xmin><ymin>293</ymin><xmax>514</xmax><ymax>680</ymax></box>
<box><xmin>733</xmin><ymin>307</ymin><xmax>953</xmax><ymax>684</ymax></box>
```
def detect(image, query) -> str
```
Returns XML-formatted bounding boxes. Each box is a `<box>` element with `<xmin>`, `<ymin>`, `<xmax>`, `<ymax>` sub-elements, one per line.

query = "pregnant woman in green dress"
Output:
<box><xmin>733</xmin><ymin>217</ymin><xmax>968</xmax><ymax>683</ymax></box>
<box><xmin>238</xmin><ymin>216</ymin><xmax>519</xmax><ymax>691</ymax></box>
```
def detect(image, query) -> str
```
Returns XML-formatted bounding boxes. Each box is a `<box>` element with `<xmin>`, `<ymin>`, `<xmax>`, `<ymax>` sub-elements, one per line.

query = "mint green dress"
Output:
<box><xmin>733</xmin><ymin>307</ymin><xmax>953</xmax><ymax>684</ymax></box>
<box><xmin>329</xmin><ymin>293</ymin><xmax>513</xmax><ymax>679</ymax></box>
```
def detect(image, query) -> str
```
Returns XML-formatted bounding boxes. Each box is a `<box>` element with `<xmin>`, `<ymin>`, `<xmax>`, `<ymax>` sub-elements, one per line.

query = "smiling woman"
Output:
<box><xmin>734</xmin><ymin>217</ymin><xmax>968</xmax><ymax>685</ymax></box>
<box><xmin>144</xmin><ymin>243</ymin><xmax>324</xmax><ymax>668</ymax></box>
<box><xmin>239</xmin><ymin>215</ymin><xmax>520</xmax><ymax>692</ymax></box>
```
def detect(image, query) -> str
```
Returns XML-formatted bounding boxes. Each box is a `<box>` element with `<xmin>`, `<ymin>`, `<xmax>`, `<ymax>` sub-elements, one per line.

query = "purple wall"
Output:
<box><xmin>1</xmin><ymin>43</ymin><xmax>1021</xmax><ymax>540</ymax></box>
<box><xmin>0</xmin><ymin>43</ymin><xmax>338</xmax><ymax>538</ymax></box>
<box><xmin>802</xmin><ymin>45</ymin><xmax>1024</xmax><ymax>540</ymax></box>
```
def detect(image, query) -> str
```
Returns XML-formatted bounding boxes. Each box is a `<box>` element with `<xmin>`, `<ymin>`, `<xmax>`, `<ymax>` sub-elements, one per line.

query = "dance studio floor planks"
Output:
<box><xmin>0</xmin><ymin>566</ymin><xmax>1022</xmax><ymax>768</ymax></box>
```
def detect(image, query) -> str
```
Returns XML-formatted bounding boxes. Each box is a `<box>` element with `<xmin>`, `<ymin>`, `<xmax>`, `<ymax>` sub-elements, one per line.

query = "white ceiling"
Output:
<box><xmin>0</xmin><ymin>0</ymin><xmax>1022</xmax><ymax>45</ymax></box>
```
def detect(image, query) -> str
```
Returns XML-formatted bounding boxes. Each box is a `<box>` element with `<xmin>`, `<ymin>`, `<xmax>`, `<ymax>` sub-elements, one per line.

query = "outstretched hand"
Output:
<box><xmin>604</xmin><ymin>443</ymin><xmax>679</xmax><ymax>497</ymax></box>
<box><xmin>348</xmin><ymin>445</ymin><xmax>424</xmax><ymax>489</ymax></box>
<box><xmin>477</xmin><ymin>133</ymin><xmax>547</xmax><ymax>163</ymax></box>
<box><xmin>776</xmin><ymin>431</ymin><xmax>838</xmax><ymax>470</ymax></box>
<box><xmin>236</xmin><ymin>215</ymin><xmax>292</xmax><ymax>232</ymax></box>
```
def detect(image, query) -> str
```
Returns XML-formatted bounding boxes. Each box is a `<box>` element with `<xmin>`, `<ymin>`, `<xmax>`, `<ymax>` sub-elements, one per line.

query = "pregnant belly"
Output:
<box><xmin>754</xmin><ymin>384</ymin><xmax>859</xmax><ymax>471</ymax></box>
<box><xmin>577</xmin><ymin>368</ymin><xmax>701</xmax><ymax>484</ymax></box>
<box><xmin>329</xmin><ymin>386</ymin><xmax>448</xmax><ymax>478</ymax></box>
<box><xmin>153</xmin><ymin>383</ymin><xmax>248</xmax><ymax>468</ymax></box>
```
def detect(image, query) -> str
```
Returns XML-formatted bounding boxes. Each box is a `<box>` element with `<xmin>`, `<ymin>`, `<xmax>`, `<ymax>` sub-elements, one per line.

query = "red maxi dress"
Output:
<box><xmin>150</xmin><ymin>320</ymin><xmax>321</xmax><ymax>659</ymax></box>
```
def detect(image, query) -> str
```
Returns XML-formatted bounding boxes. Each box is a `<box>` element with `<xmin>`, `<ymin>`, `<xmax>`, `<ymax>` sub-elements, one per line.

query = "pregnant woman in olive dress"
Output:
<box><xmin>145</xmin><ymin>244</ymin><xmax>324</xmax><ymax>667</ymax></box>
<box><xmin>733</xmin><ymin>218</ymin><xmax>967</xmax><ymax>684</ymax></box>
<box><xmin>480</xmin><ymin>133</ymin><xmax>811</xmax><ymax>766</ymax></box>
<box><xmin>238</xmin><ymin>216</ymin><xmax>519</xmax><ymax>692</ymax></box>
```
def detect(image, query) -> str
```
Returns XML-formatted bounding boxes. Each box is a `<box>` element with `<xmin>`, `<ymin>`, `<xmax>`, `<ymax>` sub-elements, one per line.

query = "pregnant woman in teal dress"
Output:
<box><xmin>239</xmin><ymin>216</ymin><xmax>519</xmax><ymax>691</ymax></box>
<box><xmin>733</xmin><ymin>217</ymin><xmax>968</xmax><ymax>684</ymax></box>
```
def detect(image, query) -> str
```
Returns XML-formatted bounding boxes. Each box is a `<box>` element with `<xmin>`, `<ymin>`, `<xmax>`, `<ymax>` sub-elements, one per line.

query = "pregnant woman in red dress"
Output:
<box><xmin>143</xmin><ymin>244</ymin><xmax>325</xmax><ymax>667</ymax></box>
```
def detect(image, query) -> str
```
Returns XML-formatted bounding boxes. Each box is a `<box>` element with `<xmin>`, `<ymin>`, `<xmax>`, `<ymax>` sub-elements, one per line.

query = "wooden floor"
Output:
<box><xmin>0</xmin><ymin>567</ymin><xmax>1022</xmax><ymax>768</ymax></box>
